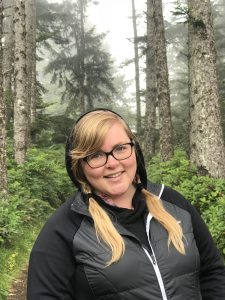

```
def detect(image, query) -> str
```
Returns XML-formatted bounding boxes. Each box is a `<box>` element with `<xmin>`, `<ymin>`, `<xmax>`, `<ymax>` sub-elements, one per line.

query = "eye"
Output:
<box><xmin>114</xmin><ymin>144</ymin><xmax>129</xmax><ymax>153</ymax></box>
<box><xmin>88</xmin><ymin>151</ymin><xmax>105</xmax><ymax>161</ymax></box>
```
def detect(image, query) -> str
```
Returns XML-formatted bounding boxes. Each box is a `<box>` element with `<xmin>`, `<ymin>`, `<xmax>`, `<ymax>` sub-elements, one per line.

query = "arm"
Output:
<box><xmin>163</xmin><ymin>187</ymin><xmax>225</xmax><ymax>299</ymax></box>
<box><xmin>27</xmin><ymin>198</ymin><xmax>80</xmax><ymax>299</ymax></box>
<box><xmin>186</xmin><ymin>200</ymin><xmax>225</xmax><ymax>299</ymax></box>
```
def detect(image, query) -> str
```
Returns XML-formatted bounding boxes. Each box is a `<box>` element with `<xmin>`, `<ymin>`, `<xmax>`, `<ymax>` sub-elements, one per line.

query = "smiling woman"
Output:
<box><xmin>80</xmin><ymin>122</ymin><xmax>137</xmax><ymax>208</ymax></box>
<box><xmin>27</xmin><ymin>109</ymin><xmax>225</xmax><ymax>300</ymax></box>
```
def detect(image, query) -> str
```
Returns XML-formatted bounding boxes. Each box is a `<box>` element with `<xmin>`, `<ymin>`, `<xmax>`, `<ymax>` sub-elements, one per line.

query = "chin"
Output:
<box><xmin>107</xmin><ymin>185</ymin><xmax>131</xmax><ymax>198</ymax></box>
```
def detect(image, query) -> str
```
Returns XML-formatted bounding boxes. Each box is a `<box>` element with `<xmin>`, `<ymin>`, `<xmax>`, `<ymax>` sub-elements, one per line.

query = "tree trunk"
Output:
<box><xmin>25</xmin><ymin>0</ymin><xmax>36</xmax><ymax>144</ymax></box>
<box><xmin>188</xmin><ymin>0</ymin><xmax>225</xmax><ymax>178</ymax></box>
<box><xmin>30</xmin><ymin>0</ymin><xmax>36</xmax><ymax>124</ymax></box>
<box><xmin>154</xmin><ymin>0</ymin><xmax>173</xmax><ymax>161</ymax></box>
<box><xmin>131</xmin><ymin>0</ymin><xmax>141</xmax><ymax>136</ymax></box>
<box><xmin>13</xmin><ymin>0</ymin><xmax>27</xmax><ymax>164</ymax></box>
<box><xmin>0</xmin><ymin>0</ymin><xmax>8</xmax><ymax>193</ymax></box>
<box><xmin>78</xmin><ymin>0</ymin><xmax>85</xmax><ymax>113</ymax></box>
<box><xmin>2</xmin><ymin>0</ymin><xmax>14</xmax><ymax>124</ymax></box>
<box><xmin>144</xmin><ymin>0</ymin><xmax>157</xmax><ymax>160</ymax></box>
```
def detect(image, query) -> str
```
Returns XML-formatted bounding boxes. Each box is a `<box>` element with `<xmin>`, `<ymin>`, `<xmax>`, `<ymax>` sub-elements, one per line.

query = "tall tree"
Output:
<box><xmin>131</xmin><ymin>0</ymin><xmax>141</xmax><ymax>136</ymax></box>
<box><xmin>2</xmin><ymin>0</ymin><xmax>14</xmax><ymax>124</ymax></box>
<box><xmin>188</xmin><ymin>0</ymin><xmax>225</xmax><ymax>178</ymax></box>
<box><xmin>30</xmin><ymin>0</ymin><xmax>37</xmax><ymax>124</ymax></box>
<box><xmin>78</xmin><ymin>0</ymin><xmax>85</xmax><ymax>112</ymax></box>
<box><xmin>13</xmin><ymin>0</ymin><xmax>28</xmax><ymax>163</ymax></box>
<box><xmin>154</xmin><ymin>0</ymin><xmax>174</xmax><ymax>161</ymax></box>
<box><xmin>26</xmin><ymin>0</ymin><xmax>36</xmax><ymax>142</ymax></box>
<box><xmin>144</xmin><ymin>0</ymin><xmax>157</xmax><ymax>160</ymax></box>
<box><xmin>212</xmin><ymin>0</ymin><xmax>225</xmax><ymax>139</ymax></box>
<box><xmin>44</xmin><ymin>0</ymin><xmax>116</xmax><ymax>115</ymax></box>
<box><xmin>0</xmin><ymin>0</ymin><xmax>8</xmax><ymax>193</ymax></box>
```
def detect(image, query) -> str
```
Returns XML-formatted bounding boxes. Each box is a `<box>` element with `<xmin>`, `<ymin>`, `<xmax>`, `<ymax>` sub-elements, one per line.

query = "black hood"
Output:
<box><xmin>65</xmin><ymin>108</ymin><xmax>147</xmax><ymax>189</ymax></box>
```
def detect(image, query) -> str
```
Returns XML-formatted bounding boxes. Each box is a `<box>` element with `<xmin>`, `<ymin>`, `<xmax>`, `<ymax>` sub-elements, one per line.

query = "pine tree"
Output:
<box><xmin>2</xmin><ymin>0</ymin><xmax>14</xmax><ymax>125</ymax></box>
<box><xmin>188</xmin><ymin>0</ymin><xmax>225</xmax><ymax>178</ymax></box>
<box><xmin>131</xmin><ymin>0</ymin><xmax>141</xmax><ymax>136</ymax></box>
<box><xmin>44</xmin><ymin>0</ymin><xmax>116</xmax><ymax>115</ymax></box>
<box><xmin>154</xmin><ymin>0</ymin><xmax>173</xmax><ymax>161</ymax></box>
<box><xmin>144</xmin><ymin>0</ymin><xmax>157</xmax><ymax>159</ymax></box>
<box><xmin>13</xmin><ymin>0</ymin><xmax>28</xmax><ymax>164</ymax></box>
<box><xmin>0</xmin><ymin>0</ymin><xmax>8</xmax><ymax>193</ymax></box>
<box><xmin>26</xmin><ymin>0</ymin><xmax>36</xmax><ymax>143</ymax></box>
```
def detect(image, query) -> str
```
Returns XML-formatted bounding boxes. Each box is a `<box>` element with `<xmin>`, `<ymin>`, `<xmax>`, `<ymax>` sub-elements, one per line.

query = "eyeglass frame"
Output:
<box><xmin>83</xmin><ymin>142</ymin><xmax>135</xmax><ymax>169</ymax></box>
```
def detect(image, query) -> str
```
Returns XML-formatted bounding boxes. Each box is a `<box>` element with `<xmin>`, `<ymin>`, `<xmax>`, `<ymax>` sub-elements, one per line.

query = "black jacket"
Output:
<box><xmin>27</xmin><ymin>183</ymin><xmax>225</xmax><ymax>299</ymax></box>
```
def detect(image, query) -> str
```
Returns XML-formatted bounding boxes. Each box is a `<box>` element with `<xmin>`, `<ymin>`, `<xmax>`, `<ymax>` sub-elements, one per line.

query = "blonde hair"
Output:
<box><xmin>70</xmin><ymin>110</ymin><xmax>185</xmax><ymax>265</ymax></box>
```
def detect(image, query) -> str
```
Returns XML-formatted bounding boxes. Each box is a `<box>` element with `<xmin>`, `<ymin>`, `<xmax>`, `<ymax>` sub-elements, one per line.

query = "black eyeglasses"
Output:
<box><xmin>83</xmin><ymin>142</ymin><xmax>135</xmax><ymax>168</ymax></box>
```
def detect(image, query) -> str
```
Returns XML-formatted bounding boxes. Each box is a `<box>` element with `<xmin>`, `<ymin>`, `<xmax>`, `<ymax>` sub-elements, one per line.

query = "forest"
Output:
<box><xmin>0</xmin><ymin>0</ymin><xmax>225</xmax><ymax>298</ymax></box>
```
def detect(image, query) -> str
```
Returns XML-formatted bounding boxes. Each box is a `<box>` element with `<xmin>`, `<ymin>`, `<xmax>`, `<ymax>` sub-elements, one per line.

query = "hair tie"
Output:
<box><xmin>87</xmin><ymin>192</ymin><xmax>95</xmax><ymax>199</ymax></box>
<box><xmin>136</xmin><ymin>182</ymin><xmax>144</xmax><ymax>191</ymax></box>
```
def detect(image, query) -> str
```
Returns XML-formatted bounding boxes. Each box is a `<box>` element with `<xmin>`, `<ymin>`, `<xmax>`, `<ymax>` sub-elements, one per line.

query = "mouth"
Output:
<box><xmin>104</xmin><ymin>171</ymin><xmax>124</xmax><ymax>179</ymax></box>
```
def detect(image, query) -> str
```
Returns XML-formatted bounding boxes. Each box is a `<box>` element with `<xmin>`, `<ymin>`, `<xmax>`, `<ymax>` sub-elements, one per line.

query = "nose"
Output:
<box><xmin>105</xmin><ymin>153</ymin><xmax>119</xmax><ymax>168</ymax></box>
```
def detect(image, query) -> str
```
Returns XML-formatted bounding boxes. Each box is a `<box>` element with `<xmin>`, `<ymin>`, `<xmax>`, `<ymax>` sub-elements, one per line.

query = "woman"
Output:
<box><xmin>27</xmin><ymin>109</ymin><xmax>225</xmax><ymax>300</ymax></box>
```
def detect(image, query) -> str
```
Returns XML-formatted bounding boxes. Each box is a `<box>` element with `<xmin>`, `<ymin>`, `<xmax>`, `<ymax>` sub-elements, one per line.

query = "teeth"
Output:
<box><xmin>107</xmin><ymin>172</ymin><xmax>122</xmax><ymax>178</ymax></box>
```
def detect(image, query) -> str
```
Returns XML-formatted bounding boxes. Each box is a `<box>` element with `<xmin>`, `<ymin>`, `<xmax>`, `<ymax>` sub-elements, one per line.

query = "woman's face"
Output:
<box><xmin>81</xmin><ymin>122</ymin><xmax>137</xmax><ymax>206</ymax></box>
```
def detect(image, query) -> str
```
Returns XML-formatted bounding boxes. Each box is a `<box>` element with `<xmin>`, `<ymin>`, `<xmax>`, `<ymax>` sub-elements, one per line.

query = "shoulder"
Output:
<box><xmin>149</xmin><ymin>182</ymin><xmax>203</xmax><ymax>228</ymax></box>
<box><xmin>147</xmin><ymin>181</ymin><xmax>190</xmax><ymax>211</ymax></box>
<box><xmin>160</xmin><ymin>185</ymin><xmax>190</xmax><ymax>211</ymax></box>
<box><xmin>32</xmin><ymin>193</ymin><xmax>83</xmax><ymax>254</ymax></box>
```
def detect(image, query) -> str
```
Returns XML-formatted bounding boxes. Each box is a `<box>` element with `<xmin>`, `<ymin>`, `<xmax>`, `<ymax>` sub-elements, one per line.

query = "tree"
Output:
<box><xmin>212</xmin><ymin>0</ymin><xmax>225</xmax><ymax>139</ymax></box>
<box><xmin>188</xmin><ymin>0</ymin><xmax>225</xmax><ymax>178</ymax></box>
<box><xmin>144</xmin><ymin>0</ymin><xmax>157</xmax><ymax>160</ymax></box>
<box><xmin>13</xmin><ymin>0</ymin><xmax>28</xmax><ymax>164</ymax></box>
<box><xmin>2</xmin><ymin>0</ymin><xmax>14</xmax><ymax>125</ymax></box>
<box><xmin>131</xmin><ymin>0</ymin><xmax>141</xmax><ymax>136</ymax></box>
<box><xmin>154</xmin><ymin>0</ymin><xmax>173</xmax><ymax>161</ymax></box>
<box><xmin>44</xmin><ymin>0</ymin><xmax>116</xmax><ymax>115</ymax></box>
<box><xmin>26</xmin><ymin>0</ymin><xmax>36</xmax><ymax>142</ymax></box>
<box><xmin>165</xmin><ymin>3</ymin><xmax>189</xmax><ymax>151</ymax></box>
<box><xmin>0</xmin><ymin>0</ymin><xmax>8</xmax><ymax>193</ymax></box>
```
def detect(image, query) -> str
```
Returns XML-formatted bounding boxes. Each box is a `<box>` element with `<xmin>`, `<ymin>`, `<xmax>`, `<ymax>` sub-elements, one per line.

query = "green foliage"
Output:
<box><xmin>8</xmin><ymin>146</ymin><xmax>74</xmax><ymax>207</ymax></box>
<box><xmin>0</xmin><ymin>195</ymin><xmax>53</xmax><ymax>246</ymax></box>
<box><xmin>147</xmin><ymin>149</ymin><xmax>225</xmax><ymax>258</ymax></box>
<box><xmin>0</xmin><ymin>145</ymin><xmax>74</xmax><ymax>247</ymax></box>
<box><xmin>0</xmin><ymin>224</ymin><xmax>44</xmax><ymax>299</ymax></box>
<box><xmin>0</xmin><ymin>145</ymin><xmax>75</xmax><ymax>298</ymax></box>
<box><xmin>31</xmin><ymin>114</ymin><xmax>74</xmax><ymax>146</ymax></box>
<box><xmin>42</xmin><ymin>0</ymin><xmax>117</xmax><ymax>114</ymax></box>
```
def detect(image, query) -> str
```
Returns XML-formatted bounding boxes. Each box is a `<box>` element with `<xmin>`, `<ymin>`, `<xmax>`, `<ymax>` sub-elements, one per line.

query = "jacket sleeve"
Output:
<box><xmin>186</xmin><ymin>198</ymin><xmax>225</xmax><ymax>300</ymax></box>
<box><xmin>27</xmin><ymin>199</ymin><xmax>80</xmax><ymax>299</ymax></box>
<box><xmin>163</xmin><ymin>186</ymin><xmax>225</xmax><ymax>300</ymax></box>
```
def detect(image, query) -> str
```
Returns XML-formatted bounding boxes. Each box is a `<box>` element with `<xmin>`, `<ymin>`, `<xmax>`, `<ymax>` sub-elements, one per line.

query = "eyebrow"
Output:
<box><xmin>100</xmin><ymin>141</ymin><xmax>131</xmax><ymax>152</ymax></box>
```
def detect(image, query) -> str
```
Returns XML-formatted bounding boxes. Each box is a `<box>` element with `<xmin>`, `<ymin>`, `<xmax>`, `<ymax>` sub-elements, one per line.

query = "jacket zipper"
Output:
<box><xmin>143</xmin><ymin>213</ymin><xmax>168</xmax><ymax>300</ymax></box>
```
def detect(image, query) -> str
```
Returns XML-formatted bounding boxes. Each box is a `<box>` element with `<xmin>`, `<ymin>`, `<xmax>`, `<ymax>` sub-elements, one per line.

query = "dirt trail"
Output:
<box><xmin>7</xmin><ymin>268</ymin><xmax>27</xmax><ymax>300</ymax></box>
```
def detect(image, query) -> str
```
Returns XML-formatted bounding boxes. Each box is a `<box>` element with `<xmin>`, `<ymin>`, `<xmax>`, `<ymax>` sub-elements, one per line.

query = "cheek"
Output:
<box><xmin>125</xmin><ymin>154</ymin><xmax>137</xmax><ymax>173</ymax></box>
<box><xmin>82</xmin><ymin>162</ymin><xmax>103</xmax><ymax>181</ymax></box>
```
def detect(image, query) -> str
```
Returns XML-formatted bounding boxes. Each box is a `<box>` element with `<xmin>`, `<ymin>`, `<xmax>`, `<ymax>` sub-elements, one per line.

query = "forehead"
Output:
<box><xmin>101</xmin><ymin>122</ymin><xmax>130</xmax><ymax>150</ymax></box>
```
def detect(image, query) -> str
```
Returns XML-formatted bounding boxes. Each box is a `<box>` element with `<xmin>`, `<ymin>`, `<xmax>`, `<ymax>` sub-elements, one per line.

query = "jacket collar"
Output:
<box><xmin>70</xmin><ymin>191</ymin><xmax>142</xmax><ymax>241</ymax></box>
<box><xmin>70</xmin><ymin>181</ymin><xmax>163</xmax><ymax>218</ymax></box>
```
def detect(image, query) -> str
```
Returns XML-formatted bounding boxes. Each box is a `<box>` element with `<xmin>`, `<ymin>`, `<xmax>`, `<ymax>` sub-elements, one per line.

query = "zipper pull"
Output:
<box><xmin>151</xmin><ymin>253</ymin><xmax>156</xmax><ymax>264</ymax></box>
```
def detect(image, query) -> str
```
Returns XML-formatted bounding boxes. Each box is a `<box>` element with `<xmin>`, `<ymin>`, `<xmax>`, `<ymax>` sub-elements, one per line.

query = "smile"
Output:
<box><xmin>104</xmin><ymin>171</ymin><xmax>124</xmax><ymax>178</ymax></box>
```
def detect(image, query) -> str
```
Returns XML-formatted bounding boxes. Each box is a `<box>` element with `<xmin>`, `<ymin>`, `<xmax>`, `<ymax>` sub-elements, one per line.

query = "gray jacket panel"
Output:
<box><xmin>72</xmin><ymin>187</ymin><xmax>201</xmax><ymax>300</ymax></box>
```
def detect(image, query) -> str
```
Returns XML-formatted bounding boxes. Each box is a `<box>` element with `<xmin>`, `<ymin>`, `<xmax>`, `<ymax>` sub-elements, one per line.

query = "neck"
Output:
<box><xmin>96</xmin><ymin>185</ymin><xmax>136</xmax><ymax>209</ymax></box>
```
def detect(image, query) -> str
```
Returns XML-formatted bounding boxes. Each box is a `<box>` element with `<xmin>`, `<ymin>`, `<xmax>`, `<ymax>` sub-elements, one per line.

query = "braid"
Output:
<box><xmin>82</xmin><ymin>184</ymin><xmax>125</xmax><ymax>266</ymax></box>
<box><xmin>141</xmin><ymin>187</ymin><xmax>185</xmax><ymax>254</ymax></box>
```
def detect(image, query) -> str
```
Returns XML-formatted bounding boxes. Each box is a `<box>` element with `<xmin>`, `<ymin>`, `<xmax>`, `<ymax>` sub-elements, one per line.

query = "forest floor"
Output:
<box><xmin>7</xmin><ymin>267</ymin><xmax>27</xmax><ymax>300</ymax></box>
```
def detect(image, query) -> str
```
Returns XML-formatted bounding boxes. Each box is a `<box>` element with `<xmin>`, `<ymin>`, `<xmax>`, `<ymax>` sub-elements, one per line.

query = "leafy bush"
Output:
<box><xmin>0</xmin><ymin>145</ymin><xmax>75</xmax><ymax>246</ymax></box>
<box><xmin>147</xmin><ymin>149</ymin><xmax>225</xmax><ymax>257</ymax></box>
<box><xmin>0</xmin><ymin>194</ymin><xmax>54</xmax><ymax>246</ymax></box>
<box><xmin>7</xmin><ymin>146</ymin><xmax>75</xmax><ymax>207</ymax></box>
<box><xmin>0</xmin><ymin>145</ymin><xmax>76</xmax><ymax>298</ymax></box>
<box><xmin>0</xmin><ymin>224</ymin><xmax>44</xmax><ymax>300</ymax></box>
